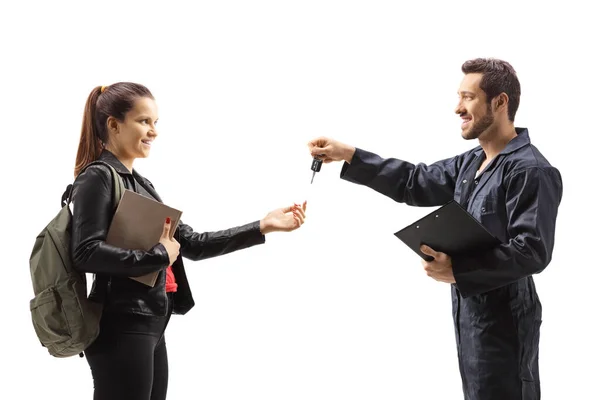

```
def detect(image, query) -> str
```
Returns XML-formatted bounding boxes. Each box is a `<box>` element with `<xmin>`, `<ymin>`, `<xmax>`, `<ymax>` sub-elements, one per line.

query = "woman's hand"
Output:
<box><xmin>159</xmin><ymin>217</ymin><xmax>180</xmax><ymax>265</ymax></box>
<box><xmin>260</xmin><ymin>201</ymin><xmax>307</xmax><ymax>234</ymax></box>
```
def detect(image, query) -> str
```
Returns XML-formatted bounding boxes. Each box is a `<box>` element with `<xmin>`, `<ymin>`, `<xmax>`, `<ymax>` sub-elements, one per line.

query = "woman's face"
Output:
<box><xmin>107</xmin><ymin>97</ymin><xmax>159</xmax><ymax>163</ymax></box>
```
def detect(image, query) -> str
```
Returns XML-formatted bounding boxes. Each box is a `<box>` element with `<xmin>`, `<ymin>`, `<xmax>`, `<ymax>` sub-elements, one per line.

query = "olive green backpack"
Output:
<box><xmin>29</xmin><ymin>161</ymin><xmax>124</xmax><ymax>357</ymax></box>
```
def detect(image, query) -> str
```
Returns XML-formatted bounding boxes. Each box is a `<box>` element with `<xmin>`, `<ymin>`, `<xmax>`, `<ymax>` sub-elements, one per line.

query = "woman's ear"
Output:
<box><xmin>107</xmin><ymin>116</ymin><xmax>120</xmax><ymax>135</ymax></box>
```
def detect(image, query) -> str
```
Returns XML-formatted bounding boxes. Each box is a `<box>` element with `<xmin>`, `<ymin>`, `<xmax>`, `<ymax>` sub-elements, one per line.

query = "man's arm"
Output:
<box><xmin>340</xmin><ymin>147</ymin><xmax>463</xmax><ymax>207</ymax></box>
<box><xmin>452</xmin><ymin>166</ymin><xmax>563</xmax><ymax>297</ymax></box>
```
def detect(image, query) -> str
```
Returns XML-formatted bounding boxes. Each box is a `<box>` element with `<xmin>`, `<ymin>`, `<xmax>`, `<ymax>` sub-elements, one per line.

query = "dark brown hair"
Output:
<box><xmin>74</xmin><ymin>82</ymin><xmax>154</xmax><ymax>177</ymax></box>
<box><xmin>461</xmin><ymin>58</ymin><xmax>521</xmax><ymax>122</ymax></box>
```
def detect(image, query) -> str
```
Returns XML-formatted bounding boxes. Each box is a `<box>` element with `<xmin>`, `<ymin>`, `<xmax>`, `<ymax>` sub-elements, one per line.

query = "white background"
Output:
<box><xmin>1</xmin><ymin>1</ymin><xmax>598</xmax><ymax>399</ymax></box>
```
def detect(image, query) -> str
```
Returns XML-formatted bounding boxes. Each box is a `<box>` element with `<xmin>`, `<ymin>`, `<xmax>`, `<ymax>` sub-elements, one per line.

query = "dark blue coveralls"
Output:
<box><xmin>340</xmin><ymin>128</ymin><xmax>563</xmax><ymax>400</ymax></box>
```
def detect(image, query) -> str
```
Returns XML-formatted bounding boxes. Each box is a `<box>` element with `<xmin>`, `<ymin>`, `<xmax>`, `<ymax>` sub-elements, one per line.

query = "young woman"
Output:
<box><xmin>67</xmin><ymin>82</ymin><xmax>307</xmax><ymax>400</ymax></box>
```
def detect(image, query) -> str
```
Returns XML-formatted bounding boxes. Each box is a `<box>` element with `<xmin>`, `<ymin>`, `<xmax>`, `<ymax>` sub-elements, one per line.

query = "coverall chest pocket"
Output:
<box><xmin>473</xmin><ymin>195</ymin><xmax>505</xmax><ymax>240</ymax></box>
<box><xmin>478</xmin><ymin>196</ymin><xmax>497</xmax><ymax>216</ymax></box>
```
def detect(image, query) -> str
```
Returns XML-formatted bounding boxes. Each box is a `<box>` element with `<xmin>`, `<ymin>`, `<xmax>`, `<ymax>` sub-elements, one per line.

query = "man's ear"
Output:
<box><xmin>493</xmin><ymin>93</ymin><xmax>509</xmax><ymax>114</ymax></box>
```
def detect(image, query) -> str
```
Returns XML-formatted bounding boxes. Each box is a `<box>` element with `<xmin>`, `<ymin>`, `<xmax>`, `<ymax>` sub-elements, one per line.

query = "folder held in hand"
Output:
<box><xmin>106</xmin><ymin>189</ymin><xmax>182</xmax><ymax>287</ymax></box>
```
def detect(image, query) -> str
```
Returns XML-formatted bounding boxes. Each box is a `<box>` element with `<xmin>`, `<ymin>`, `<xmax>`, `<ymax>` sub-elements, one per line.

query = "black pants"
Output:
<box><xmin>84</xmin><ymin>294</ymin><xmax>174</xmax><ymax>400</ymax></box>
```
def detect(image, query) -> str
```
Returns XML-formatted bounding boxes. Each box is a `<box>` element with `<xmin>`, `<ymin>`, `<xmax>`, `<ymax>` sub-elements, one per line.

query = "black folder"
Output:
<box><xmin>394</xmin><ymin>200</ymin><xmax>501</xmax><ymax>262</ymax></box>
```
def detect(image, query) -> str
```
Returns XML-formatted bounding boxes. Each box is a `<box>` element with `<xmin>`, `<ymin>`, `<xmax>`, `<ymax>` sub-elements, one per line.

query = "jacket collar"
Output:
<box><xmin>474</xmin><ymin>127</ymin><xmax>530</xmax><ymax>157</ymax></box>
<box><xmin>500</xmin><ymin>127</ymin><xmax>530</xmax><ymax>155</ymax></box>
<box><xmin>97</xmin><ymin>150</ymin><xmax>133</xmax><ymax>175</ymax></box>
<box><xmin>468</xmin><ymin>127</ymin><xmax>531</xmax><ymax>201</ymax></box>
<box><xmin>133</xmin><ymin>169</ymin><xmax>163</xmax><ymax>202</ymax></box>
<box><xmin>96</xmin><ymin>150</ymin><xmax>164</xmax><ymax>202</ymax></box>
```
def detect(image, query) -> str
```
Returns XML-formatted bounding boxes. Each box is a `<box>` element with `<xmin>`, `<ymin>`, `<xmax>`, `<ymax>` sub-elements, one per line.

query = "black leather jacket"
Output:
<box><xmin>66</xmin><ymin>150</ymin><xmax>265</xmax><ymax>316</ymax></box>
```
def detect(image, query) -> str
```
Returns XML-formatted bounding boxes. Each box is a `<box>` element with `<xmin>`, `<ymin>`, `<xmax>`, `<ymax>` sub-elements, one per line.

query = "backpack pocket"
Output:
<box><xmin>30</xmin><ymin>286</ymin><xmax>72</xmax><ymax>348</ymax></box>
<box><xmin>29</xmin><ymin>281</ymin><xmax>100</xmax><ymax>357</ymax></box>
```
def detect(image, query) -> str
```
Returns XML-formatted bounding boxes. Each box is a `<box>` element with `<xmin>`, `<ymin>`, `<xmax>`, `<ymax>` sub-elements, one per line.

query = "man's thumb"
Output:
<box><xmin>420</xmin><ymin>244</ymin><xmax>436</xmax><ymax>258</ymax></box>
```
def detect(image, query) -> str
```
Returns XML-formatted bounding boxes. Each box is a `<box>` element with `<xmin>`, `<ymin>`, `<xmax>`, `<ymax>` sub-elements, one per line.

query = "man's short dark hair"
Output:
<box><xmin>462</xmin><ymin>58</ymin><xmax>521</xmax><ymax>122</ymax></box>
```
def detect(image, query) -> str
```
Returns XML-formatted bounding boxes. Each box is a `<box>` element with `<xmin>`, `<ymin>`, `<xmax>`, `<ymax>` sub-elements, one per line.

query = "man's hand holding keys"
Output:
<box><xmin>307</xmin><ymin>137</ymin><xmax>356</xmax><ymax>164</ymax></box>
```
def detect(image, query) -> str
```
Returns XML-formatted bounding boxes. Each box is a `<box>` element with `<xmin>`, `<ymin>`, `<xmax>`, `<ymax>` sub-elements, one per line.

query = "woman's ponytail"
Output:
<box><xmin>74</xmin><ymin>86</ymin><xmax>103</xmax><ymax>177</ymax></box>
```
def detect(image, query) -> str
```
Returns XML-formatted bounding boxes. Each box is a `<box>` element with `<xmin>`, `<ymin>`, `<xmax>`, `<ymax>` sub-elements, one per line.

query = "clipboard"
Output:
<box><xmin>106</xmin><ymin>189</ymin><xmax>182</xmax><ymax>287</ymax></box>
<box><xmin>394</xmin><ymin>200</ymin><xmax>500</xmax><ymax>262</ymax></box>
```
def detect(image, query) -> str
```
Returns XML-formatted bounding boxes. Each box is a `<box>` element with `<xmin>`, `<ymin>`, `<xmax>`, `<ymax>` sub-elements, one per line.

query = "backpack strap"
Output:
<box><xmin>66</xmin><ymin>160</ymin><xmax>125</xmax><ymax>326</ymax></box>
<box><xmin>65</xmin><ymin>161</ymin><xmax>125</xmax><ymax>208</ymax></box>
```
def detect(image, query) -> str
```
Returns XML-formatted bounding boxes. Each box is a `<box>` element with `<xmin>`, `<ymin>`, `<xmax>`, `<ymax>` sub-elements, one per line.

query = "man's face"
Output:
<box><xmin>455</xmin><ymin>73</ymin><xmax>494</xmax><ymax>140</ymax></box>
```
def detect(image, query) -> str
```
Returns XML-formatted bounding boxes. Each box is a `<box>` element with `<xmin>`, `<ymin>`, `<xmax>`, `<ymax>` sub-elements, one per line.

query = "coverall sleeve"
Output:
<box><xmin>452</xmin><ymin>166</ymin><xmax>563</xmax><ymax>297</ymax></box>
<box><xmin>340</xmin><ymin>147</ymin><xmax>462</xmax><ymax>206</ymax></box>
